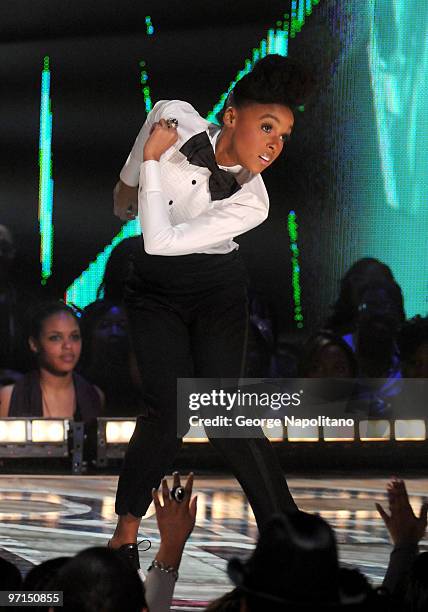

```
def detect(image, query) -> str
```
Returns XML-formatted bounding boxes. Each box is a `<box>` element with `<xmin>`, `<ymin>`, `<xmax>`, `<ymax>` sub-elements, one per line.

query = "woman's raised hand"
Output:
<box><xmin>143</xmin><ymin>119</ymin><xmax>179</xmax><ymax>162</ymax></box>
<box><xmin>376</xmin><ymin>479</ymin><xmax>428</xmax><ymax>546</ymax></box>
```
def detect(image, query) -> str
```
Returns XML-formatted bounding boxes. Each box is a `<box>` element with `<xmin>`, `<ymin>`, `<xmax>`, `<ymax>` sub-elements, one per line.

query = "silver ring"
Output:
<box><xmin>170</xmin><ymin>486</ymin><xmax>185</xmax><ymax>503</ymax></box>
<box><xmin>166</xmin><ymin>117</ymin><xmax>178</xmax><ymax>129</ymax></box>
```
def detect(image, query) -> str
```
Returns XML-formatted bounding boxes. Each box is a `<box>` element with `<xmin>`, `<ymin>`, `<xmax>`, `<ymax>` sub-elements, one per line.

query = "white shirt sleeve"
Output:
<box><xmin>119</xmin><ymin>100</ymin><xmax>207</xmax><ymax>187</ymax></box>
<box><xmin>140</xmin><ymin>160</ymin><xmax>269</xmax><ymax>256</ymax></box>
<box><xmin>144</xmin><ymin>566</ymin><xmax>176</xmax><ymax>612</ymax></box>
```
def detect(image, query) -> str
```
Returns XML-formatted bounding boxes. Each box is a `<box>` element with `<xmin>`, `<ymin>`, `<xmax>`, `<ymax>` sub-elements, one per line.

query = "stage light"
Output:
<box><xmin>0</xmin><ymin>419</ymin><xmax>77</xmax><ymax>468</ymax></box>
<box><xmin>286</xmin><ymin>424</ymin><xmax>319</xmax><ymax>441</ymax></box>
<box><xmin>0</xmin><ymin>420</ymin><xmax>26</xmax><ymax>443</ymax></box>
<box><xmin>359</xmin><ymin>420</ymin><xmax>390</xmax><ymax>441</ymax></box>
<box><xmin>266</xmin><ymin>435</ymin><xmax>284</xmax><ymax>442</ymax></box>
<box><xmin>31</xmin><ymin>420</ymin><xmax>66</xmax><ymax>443</ymax></box>
<box><xmin>183</xmin><ymin>423</ymin><xmax>208</xmax><ymax>443</ymax></box>
<box><xmin>394</xmin><ymin>419</ymin><xmax>426</xmax><ymax>441</ymax></box>
<box><xmin>96</xmin><ymin>418</ymin><xmax>136</xmax><ymax>467</ymax></box>
<box><xmin>105</xmin><ymin>420</ymin><xmax>136</xmax><ymax>444</ymax></box>
<box><xmin>262</xmin><ymin>423</ymin><xmax>284</xmax><ymax>441</ymax></box>
<box><xmin>323</xmin><ymin>423</ymin><xmax>355</xmax><ymax>442</ymax></box>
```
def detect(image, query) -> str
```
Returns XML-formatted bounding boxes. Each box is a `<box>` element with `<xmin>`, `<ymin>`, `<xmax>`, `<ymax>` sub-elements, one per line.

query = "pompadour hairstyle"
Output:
<box><xmin>217</xmin><ymin>54</ymin><xmax>315</xmax><ymax>123</ymax></box>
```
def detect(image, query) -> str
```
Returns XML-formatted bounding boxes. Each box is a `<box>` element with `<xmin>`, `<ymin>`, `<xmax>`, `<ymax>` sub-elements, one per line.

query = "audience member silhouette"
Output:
<box><xmin>0</xmin><ymin>556</ymin><xmax>22</xmax><ymax>590</ymax></box>
<box><xmin>49</xmin><ymin>547</ymin><xmax>146</xmax><ymax>612</ymax></box>
<box><xmin>97</xmin><ymin>237</ymin><xmax>142</xmax><ymax>302</ymax></box>
<box><xmin>326</xmin><ymin>258</ymin><xmax>403</xmax><ymax>336</ymax></box>
<box><xmin>207</xmin><ymin>511</ymin><xmax>390</xmax><ymax>611</ymax></box>
<box><xmin>299</xmin><ymin>330</ymin><xmax>358</xmax><ymax>378</ymax></box>
<box><xmin>80</xmin><ymin>299</ymin><xmax>142</xmax><ymax>416</ymax></box>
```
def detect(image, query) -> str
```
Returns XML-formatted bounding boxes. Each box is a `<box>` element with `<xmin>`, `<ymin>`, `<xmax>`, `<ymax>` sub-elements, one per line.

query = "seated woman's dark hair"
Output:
<box><xmin>0</xmin><ymin>556</ymin><xmax>22</xmax><ymax>589</ymax></box>
<box><xmin>325</xmin><ymin>258</ymin><xmax>401</xmax><ymax>335</ymax></box>
<box><xmin>49</xmin><ymin>546</ymin><xmax>146</xmax><ymax>612</ymax></box>
<box><xmin>27</xmin><ymin>301</ymin><xmax>81</xmax><ymax>341</ymax></box>
<box><xmin>299</xmin><ymin>329</ymin><xmax>358</xmax><ymax>378</ymax></box>
<box><xmin>23</xmin><ymin>556</ymin><xmax>69</xmax><ymax>590</ymax></box>
<box><xmin>217</xmin><ymin>54</ymin><xmax>315</xmax><ymax>123</ymax></box>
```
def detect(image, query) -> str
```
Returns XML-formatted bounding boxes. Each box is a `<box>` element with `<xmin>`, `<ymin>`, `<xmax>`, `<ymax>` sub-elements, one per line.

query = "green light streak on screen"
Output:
<box><xmin>65</xmin><ymin>219</ymin><xmax>140</xmax><ymax>307</ymax></box>
<box><xmin>206</xmin><ymin>25</ymin><xmax>290</xmax><ymax>124</ymax></box>
<box><xmin>65</xmin><ymin>1</ymin><xmax>321</xmax><ymax>311</ymax></box>
<box><xmin>139</xmin><ymin>59</ymin><xmax>153</xmax><ymax>113</ymax></box>
<box><xmin>38</xmin><ymin>55</ymin><xmax>54</xmax><ymax>285</ymax></box>
<box><xmin>287</xmin><ymin>211</ymin><xmax>304</xmax><ymax>328</ymax></box>
<box><xmin>206</xmin><ymin>0</ymin><xmax>319</xmax><ymax>122</ymax></box>
<box><xmin>145</xmin><ymin>16</ymin><xmax>154</xmax><ymax>36</ymax></box>
<box><xmin>65</xmin><ymin>56</ymin><xmax>155</xmax><ymax>308</ymax></box>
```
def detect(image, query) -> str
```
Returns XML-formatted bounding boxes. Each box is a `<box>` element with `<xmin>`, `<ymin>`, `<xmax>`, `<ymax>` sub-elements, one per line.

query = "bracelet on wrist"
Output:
<box><xmin>147</xmin><ymin>559</ymin><xmax>179</xmax><ymax>581</ymax></box>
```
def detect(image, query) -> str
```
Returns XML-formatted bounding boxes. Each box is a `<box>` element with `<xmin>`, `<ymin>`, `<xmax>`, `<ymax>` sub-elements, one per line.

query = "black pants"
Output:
<box><xmin>115</xmin><ymin>248</ymin><xmax>297</xmax><ymax>529</ymax></box>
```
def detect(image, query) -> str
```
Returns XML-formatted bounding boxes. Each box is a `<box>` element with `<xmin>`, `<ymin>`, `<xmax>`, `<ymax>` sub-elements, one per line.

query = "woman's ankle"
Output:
<box><xmin>109</xmin><ymin>535</ymin><xmax>136</xmax><ymax>548</ymax></box>
<box><xmin>110</xmin><ymin>514</ymin><xmax>141</xmax><ymax>546</ymax></box>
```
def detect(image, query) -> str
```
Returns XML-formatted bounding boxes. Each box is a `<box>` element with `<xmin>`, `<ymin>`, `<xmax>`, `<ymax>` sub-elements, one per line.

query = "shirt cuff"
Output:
<box><xmin>141</xmin><ymin>160</ymin><xmax>163</xmax><ymax>193</ymax></box>
<box><xmin>119</xmin><ymin>154</ymin><xmax>141</xmax><ymax>187</ymax></box>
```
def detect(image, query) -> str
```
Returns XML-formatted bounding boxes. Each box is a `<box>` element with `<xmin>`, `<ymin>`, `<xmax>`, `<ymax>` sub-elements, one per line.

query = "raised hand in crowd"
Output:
<box><xmin>376</xmin><ymin>478</ymin><xmax>428</xmax><ymax>546</ymax></box>
<box><xmin>152</xmin><ymin>471</ymin><xmax>197</xmax><ymax>571</ymax></box>
<box><xmin>377</xmin><ymin>479</ymin><xmax>428</xmax><ymax>604</ymax></box>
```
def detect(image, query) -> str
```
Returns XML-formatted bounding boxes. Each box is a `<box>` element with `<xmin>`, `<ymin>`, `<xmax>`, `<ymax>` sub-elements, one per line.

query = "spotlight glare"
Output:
<box><xmin>394</xmin><ymin>419</ymin><xmax>426</xmax><ymax>441</ymax></box>
<box><xmin>32</xmin><ymin>420</ymin><xmax>66</xmax><ymax>443</ymax></box>
<box><xmin>323</xmin><ymin>424</ymin><xmax>355</xmax><ymax>442</ymax></box>
<box><xmin>106</xmin><ymin>420</ymin><xmax>136</xmax><ymax>444</ymax></box>
<box><xmin>287</xmin><ymin>424</ymin><xmax>319</xmax><ymax>442</ymax></box>
<box><xmin>359</xmin><ymin>420</ymin><xmax>390</xmax><ymax>441</ymax></box>
<box><xmin>0</xmin><ymin>420</ymin><xmax>27</xmax><ymax>443</ymax></box>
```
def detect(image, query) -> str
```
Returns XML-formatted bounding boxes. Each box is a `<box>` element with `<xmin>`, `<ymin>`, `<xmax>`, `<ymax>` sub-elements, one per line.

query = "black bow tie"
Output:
<box><xmin>179</xmin><ymin>131</ymin><xmax>241</xmax><ymax>201</ymax></box>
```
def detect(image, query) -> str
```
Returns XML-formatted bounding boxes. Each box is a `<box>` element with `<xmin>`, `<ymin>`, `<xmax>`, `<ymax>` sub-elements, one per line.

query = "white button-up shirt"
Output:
<box><xmin>120</xmin><ymin>100</ymin><xmax>269</xmax><ymax>256</ymax></box>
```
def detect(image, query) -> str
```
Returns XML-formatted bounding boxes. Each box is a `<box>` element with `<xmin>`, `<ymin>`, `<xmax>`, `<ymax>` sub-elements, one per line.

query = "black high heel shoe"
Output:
<box><xmin>108</xmin><ymin>539</ymin><xmax>151</xmax><ymax>571</ymax></box>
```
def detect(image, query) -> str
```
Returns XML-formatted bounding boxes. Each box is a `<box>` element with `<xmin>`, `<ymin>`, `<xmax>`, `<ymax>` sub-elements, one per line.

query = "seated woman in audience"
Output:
<box><xmin>0</xmin><ymin>302</ymin><xmax>103</xmax><ymax>421</ymax></box>
<box><xmin>79</xmin><ymin>299</ymin><xmax>142</xmax><ymax>416</ymax></box>
<box><xmin>299</xmin><ymin>330</ymin><xmax>358</xmax><ymax>378</ymax></box>
<box><xmin>325</xmin><ymin>257</ymin><xmax>402</xmax><ymax>336</ymax></box>
<box><xmin>343</xmin><ymin>281</ymin><xmax>404</xmax><ymax>380</ymax></box>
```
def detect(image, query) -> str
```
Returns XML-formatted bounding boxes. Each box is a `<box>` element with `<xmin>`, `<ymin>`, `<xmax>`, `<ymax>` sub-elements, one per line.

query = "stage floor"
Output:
<box><xmin>0</xmin><ymin>474</ymin><xmax>427</xmax><ymax>609</ymax></box>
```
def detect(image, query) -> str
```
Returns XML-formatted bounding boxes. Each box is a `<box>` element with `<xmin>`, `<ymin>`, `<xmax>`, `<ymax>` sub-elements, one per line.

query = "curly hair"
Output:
<box><xmin>325</xmin><ymin>258</ymin><xmax>402</xmax><ymax>334</ymax></box>
<box><xmin>216</xmin><ymin>54</ymin><xmax>315</xmax><ymax>123</ymax></box>
<box><xmin>27</xmin><ymin>301</ymin><xmax>81</xmax><ymax>340</ymax></box>
<box><xmin>299</xmin><ymin>330</ymin><xmax>358</xmax><ymax>378</ymax></box>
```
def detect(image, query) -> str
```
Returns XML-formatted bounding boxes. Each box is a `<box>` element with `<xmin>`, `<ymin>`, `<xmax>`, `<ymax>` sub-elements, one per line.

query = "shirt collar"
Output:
<box><xmin>208</xmin><ymin>125</ymin><xmax>243</xmax><ymax>174</ymax></box>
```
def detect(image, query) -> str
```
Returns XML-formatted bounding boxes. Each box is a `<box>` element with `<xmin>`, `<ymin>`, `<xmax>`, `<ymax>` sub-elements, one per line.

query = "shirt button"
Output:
<box><xmin>169</xmin><ymin>200</ymin><xmax>173</xmax><ymax>205</ymax></box>
<box><xmin>192</xmin><ymin>180</ymin><xmax>197</xmax><ymax>185</ymax></box>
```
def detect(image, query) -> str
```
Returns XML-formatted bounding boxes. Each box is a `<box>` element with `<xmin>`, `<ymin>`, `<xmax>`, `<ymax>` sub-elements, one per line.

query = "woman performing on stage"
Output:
<box><xmin>110</xmin><ymin>55</ymin><xmax>313</xmax><ymax>569</ymax></box>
